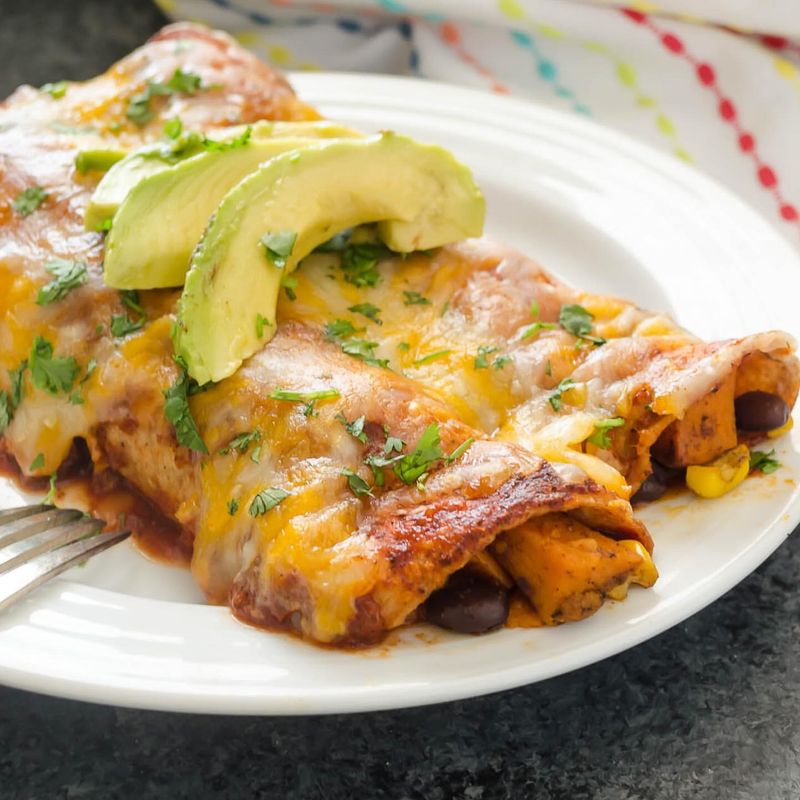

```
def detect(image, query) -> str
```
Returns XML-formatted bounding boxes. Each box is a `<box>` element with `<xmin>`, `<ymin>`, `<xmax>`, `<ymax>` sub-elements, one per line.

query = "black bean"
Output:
<box><xmin>425</xmin><ymin>573</ymin><xmax>509</xmax><ymax>634</ymax></box>
<box><xmin>735</xmin><ymin>391</ymin><xmax>790</xmax><ymax>431</ymax></box>
<box><xmin>632</xmin><ymin>459</ymin><xmax>683</xmax><ymax>504</ymax></box>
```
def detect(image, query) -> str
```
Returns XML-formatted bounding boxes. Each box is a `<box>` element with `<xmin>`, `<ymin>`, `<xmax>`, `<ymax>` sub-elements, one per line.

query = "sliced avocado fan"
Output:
<box><xmin>85</xmin><ymin>120</ymin><xmax>360</xmax><ymax>242</ymax></box>
<box><xmin>174</xmin><ymin>131</ymin><xmax>485</xmax><ymax>384</ymax></box>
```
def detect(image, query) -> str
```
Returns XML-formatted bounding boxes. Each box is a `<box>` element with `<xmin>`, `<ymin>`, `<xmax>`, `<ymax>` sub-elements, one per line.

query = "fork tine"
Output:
<box><xmin>0</xmin><ymin>505</ymin><xmax>50</xmax><ymax>525</ymax></box>
<box><xmin>0</xmin><ymin>517</ymin><xmax>105</xmax><ymax>573</ymax></box>
<box><xmin>0</xmin><ymin>508</ymin><xmax>82</xmax><ymax>550</ymax></box>
<box><xmin>0</xmin><ymin>528</ymin><xmax>131</xmax><ymax>612</ymax></box>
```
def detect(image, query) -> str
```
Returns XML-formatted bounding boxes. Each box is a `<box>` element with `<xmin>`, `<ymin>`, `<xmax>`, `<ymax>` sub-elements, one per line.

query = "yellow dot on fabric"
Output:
<box><xmin>583</xmin><ymin>41</ymin><xmax>607</xmax><ymax>54</ymax></box>
<box><xmin>234</xmin><ymin>31</ymin><xmax>260</xmax><ymax>46</ymax></box>
<box><xmin>616</xmin><ymin>63</ymin><xmax>638</xmax><ymax>87</ymax></box>
<box><xmin>536</xmin><ymin>24</ymin><xmax>564</xmax><ymax>40</ymax></box>
<box><xmin>674</xmin><ymin>149</ymin><xmax>692</xmax><ymax>163</ymax></box>
<box><xmin>157</xmin><ymin>0</ymin><xmax>177</xmax><ymax>12</ymax></box>
<box><xmin>497</xmin><ymin>0</ymin><xmax>525</xmax><ymax>21</ymax></box>
<box><xmin>631</xmin><ymin>0</ymin><xmax>659</xmax><ymax>11</ymax></box>
<box><xmin>269</xmin><ymin>46</ymin><xmax>292</xmax><ymax>65</ymax></box>
<box><xmin>774</xmin><ymin>57</ymin><xmax>798</xmax><ymax>80</ymax></box>
<box><xmin>300</xmin><ymin>63</ymin><xmax>320</xmax><ymax>71</ymax></box>
<box><xmin>637</xmin><ymin>95</ymin><xmax>655</xmax><ymax>108</ymax></box>
<box><xmin>677</xmin><ymin>14</ymin><xmax>707</xmax><ymax>24</ymax></box>
<box><xmin>656</xmin><ymin>115</ymin><xmax>676</xmax><ymax>136</ymax></box>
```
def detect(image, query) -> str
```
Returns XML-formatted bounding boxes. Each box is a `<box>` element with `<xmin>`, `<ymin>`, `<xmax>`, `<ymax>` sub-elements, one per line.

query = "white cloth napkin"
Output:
<box><xmin>156</xmin><ymin>0</ymin><xmax>800</xmax><ymax>247</ymax></box>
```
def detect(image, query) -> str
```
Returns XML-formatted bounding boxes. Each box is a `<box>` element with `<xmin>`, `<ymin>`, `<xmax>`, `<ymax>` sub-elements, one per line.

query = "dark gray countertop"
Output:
<box><xmin>1</xmin><ymin>2</ymin><xmax>799</xmax><ymax>797</ymax></box>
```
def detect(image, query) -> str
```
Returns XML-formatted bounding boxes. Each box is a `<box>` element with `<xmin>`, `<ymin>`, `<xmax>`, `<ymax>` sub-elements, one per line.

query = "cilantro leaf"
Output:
<box><xmin>348</xmin><ymin>303</ymin><xmax>382</xmax><ymax>325</ymax></box>
<box><xmin>163</xmin><ymin>117</ymin><xmax>183</xmax><ymax>139</ymax></box>
<box><xmin>36</xmin><ymin>259</ymin><xmax>88</xmax><ymax>305</ymax></box>
<box><xmin>44</xmin><ymin>471</ymin><xmax>58</xmax><ymax>505</ymax></box>
<box><xmin>119</xmin><ymin>289</ymin><xmax>145</xmax><ymax>316</ymax></box>
<box><xmin>384</xmin><ymin>435</ymin><xmax>404</xmax><ymax>454</ymax></box>
<box><xmin>0</xmin><ymin>392</ymin><xmax>10</xmax><ymax>435</ymax></box>
<box><xmin>341</xmin><ymin>468</ymin><xmax>374</xmax><ymax>497</ymax></box>
<box><xmin>41</xmin><ymin>81</ymin><xmax>68</xmax><ymax>99</ymax></box>
<box><xmin>227</xmin><ymin>498</ymin><xmax>239</xmax><ymax>516</ymax></box>
<box><xmin>548</xmin><ymin>378</ymin><xmax>576</xmax><ymax>412</ymax></box>
<box><xmin>29</xmin><ymin>337</ymin><xmax>79</xmax><ymax>395</ymax></box>
<box><xmin>126</xmin><ymin>70</ymin><xmax>203</xmax><ymax>126</ymax></box>
<box><xmin>29</xmin><ymin>453</ymin><xmax>45</xmax><ymax>472</ymax></box>
<box><xmin>493</xmin><ymin>355</ymin><xmax>511</xmax><ymax>370</ymax></box>
<box><xmin>269</xmin><ymin>387</ymin><xmax>340</xmax><ymax>403</ymax></box>
<box><xmin>203</xmin><ymin>125</ymin><xmax>252</xmax><ymax>152</ymax></box>
<box><xmin>163</xmin><ymin>368</ymin><xmax>208</xmax><ymax>453</ymax></box>
<box><xmin>750</xmin><ymin>449</ymin><xmax>781</xmax><ymax>474</ymax></box>
<box><xmin>315</xmin><ymin>231</ymin><xmax>350</xmax><ymax>253</ymax></box>
<box><xmin>13</xmin><ymin>186</ymin><xmax>48</xmax><ymax>216</ymax></box>
<box><xmin>340</xmin><ymin>339</ymin><xmax>389</xmax><ymax>368</ymax></box>
<box><xmin>413</xmin><ymin>349</ymin><xmax>451</xmax><ymax>366</ymax></box>
<box><xmin>336</xmin><ymin>413</ymin><xmax>368</xmax><ymax>444</ymax></box>
<box><xmin>110</xmin><ymin>313</ymin><xmax>144</xmax><ymax>338</ymax></box>
<box><xmin>521</xmin><ymin>321</ymin><xmax>557</xmax><ymax>340</ymax></box>
<box><xmin>9</xmin><ymin>361</ymin><xmax>27</xmax><ymax>409</ymax></box>
<box><xmin>393</xmin><ymin>423</ymin><xmax>443</xmax><ymax>485</ymax></box>
<box><xmin>261</xmin><ymin>230</ymin><xmax>297</xmax><ymax>269</ymax></box>
<box><xmin>255</xmin><ymin>313</ymin><xmax>272</xmax><ymax>338</ymax></box>
<box><xmin>474</xmin><ymin>345</ymin><xmax>498</xmax><ymax>370</ymax></box>
<box><xmin>281</xmin><ymin>276</ymin><xmax>298</xmax><ymax>301</ymax></box>
<box><xmin>249</xmin><ymin>487</ymin><xmax>289</xmax><ymax>517</ymax></box>
<box><xmin>340</xmin><ymin>243</ymin><xmax>386</xmax><ymax>287</ymax></box>
<box><xmin>445</xmin><ymin>437</ymin><xmax>475</xmax><ymax>464</ymax></box>
<box><xmin>219</xmin><ymin>429</ymin><xmax>261</xmax><ymax>456</ymax></box>
<box><xmin>530</xmin><ymin>299</ymin><xmax>540</xmax><ymax>319</ymax></box>
<box><xmin>559</xmin><ymin>304</ymin><xmax>605</xmax><ymax>346</ymax></box>
<box><xmin>325</xmin><ymin>319</ymin><xmax>363</xmax><ymax>341</ymax></box>
<box><xmin>403</xmin><ymin>290</ymin><xmax>430</xmax><ymax>306</ymax></box>
<box><xmin>166</xmin><ymin>69</ymin><xmax>203</xmax><ymax>94</ymax></box>
<box><xmin>587</xmin><ymin>417</ymin><xmax>625</xmax><ymax>449</ymax></box>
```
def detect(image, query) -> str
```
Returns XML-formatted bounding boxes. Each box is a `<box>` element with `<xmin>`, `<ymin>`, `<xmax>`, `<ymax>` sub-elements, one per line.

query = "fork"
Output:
<box><xmin>0</xmin><ymin>505</ymin><xmax>130</xmax><ymax>612</ymax></box>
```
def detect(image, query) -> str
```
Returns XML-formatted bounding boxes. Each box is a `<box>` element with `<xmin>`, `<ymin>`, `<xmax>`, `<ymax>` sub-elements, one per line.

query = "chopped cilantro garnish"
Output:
<box><xmin>29</xmin><ymin>337</ymin><xmax>79</xmax><ymax>395</ymax></box>
<box><xmin>397</xmin><ymin>342</ymin><xmax>410</xmax><ymax>352</ymax></box>
<box><xmin>281</xmin><ymin>276</ymin><xmax>298</xmax><ymax>301</ymax></box>
<box><xmin>521</xmin><ymin>321</ymin><xmax>557</xmax><ymax>340</ymax></box>
<box><xmin>126</xmin><ymin>69</ymin><xmax>204</xmax><ymax>126</ymax></box>
<box><xmin>36</xmin><ymin>259</ymin><xmax>88</xmax><ymax>305</ymax></box>
<box><xmin>249</xmin><ymin>487</ymin><xmax>289</xmax><ymax>517</ymax></box>
<box><xmin>384</xmin><ymin>435</ymin><xmax>404</xmax><ymax>454</ymax></box>
<box><xmin>548</xmin><ymin>378</ymin><xmax>576</xmax><ymax>412</ymax></box>
<box><xmin>68</xmin><ymin>392</ymin><xmax>84</xmax><ymax>405</ymax></box>
<box><xmin>545</xmin><ymin>359</ymin><xmax>552</xmax><ymax>377</ymax></box>
<box><xmin>558</xmin><ymin>304</ymin><xmax>606</xmax><ymax>346</ymax></box>
<box><xmin>163</xmin><ymin>117</ymin><xmax>183</xmax><ymax>139</ymax></box>
<box><xmin>110</xmin><ymin>313</ymin><xmax>144</xmax><ymax>338</ymax></box>
<box><xmin>341</xmin><ymin>468</ymin><xmax>373</xmax><ymax>498</ymax></box>
<box><xmin>203</xmin><ymin>125</ymin><xmax>252</xmax><ymax>152</ymax></box>
<box><xmin>530</xmin><ymin>299</ymin><xmax>540</xmax><ymax>319</ymax></box>
<box><xmin>474</xmin><ymin>345</ymin><xmax>498</xmax><ymax>370</ymax></box>
<box><xmin>250</xmin><ymin>445</ymin><xmax>262</xmax><ymax>464</ymax></box>
<box><xmin>315</xmin><ymin>231</ymin><xmax>350</xmax><ymax>253</ymax></box>
<box><xmin>81</xmin><ymin>358</ymin><xmax>96</xmax><ymax>384</ymax></box>
<box><xmin>219</xmin><ymin>429</ymin><xmax>261</xmax><ymax>456</ymax></box>
<box><xmin>44</xmin><ymin>471</ymin><xmax>58</xmax><ymax>505</ymax></box>
<box><xmin>325</xmin><ymin>319</ymin><xmax>363</xmax><ymax>341</ymax></box>
<box><xmin>255</xmin><ymin>313</ymin><xmax>272</xmax><ymax>338</ymax></box>
<box><xmin>493</xmin><ymin>355</ymin><xmax>511</xmax><ymax>370</ymax></box>
<box><xmin>348</xmin><ymin>303</ymin><xmax>382</xmax><ymax>325</ymax></box>
<box><xmin>10</xmin><ymin>361</ymin><xmax>27</xmax><ymax>409</ymax></box>
<box><xmin>750</xmin><ymin>449</ymin><xmax>781</xmax><ymax>474</ymax></box>
<box><xmin>227</xmin><ymin>498</ymin><xmax>239</xmax><ymax>516</ymax></box>
<box><xmin>587</xmin><ymin>417</ymin><xmax>624</xmax><ymax>449</ymax></box>
<box><xmin>341</xmin><ymin>339</ymin><xmax>389</xmax><ymax>368</ymax></box>
<box><xmin>261</xmin><ymin>230</ymin><xmax>297</xmax><ymax>269</ymax></box>
<box><xmin>336</xmin><ymin>413</ymin><xmax>368</xmax><ymax>444</ymax></box>
<box><xmin>413</xmin><ymin>349</ymin><xmax>451</xmax><ymax>366</ymax></box>
<box><xmin>41</xmin><ymin>81</ymin><xmax>68</xmax><ymax>99</ymax></box>
<box><xmin>0</xmin><ymin>393</ymin><xmax>10</xmax><ymax>434</ymax></box>
<box><xmin>13</xmin><ymin>186</ymin><xmax>48</xmax><ymax>216</ymax></box>
<box><xmin>445</xmin><ymin>437</ymin><xmax>475</xmax><ymax>464</ymax></box>
<box><xmin>302</xmin><ymin>401</ymin><xmax>318</xmax><ymax>418</ymax></box>
<box><xmin>96</xmin><ymin>218</ymin><xmax>113</xmax><ymax>232</ymax></box>
<box><xmin>403</xmin><ymin>290</ymin><xmax>430</xmax><ymax>306</ymax></box>
<box><xmin>340</xmin><ymin>243</ymin><xmax>386</xmax><ymax>287</ymax></box>
<box><xmin>120</xmin><ymin>290</ymin><xmax>145</xmax><ymax>316</ymax></box>
<box><xmin>163</xmin><ymin>368</ymin><xmax>208</xmax><ymax>453</ymax></box>
<box><xmin>29</xmin><ymin>453</ymin><xmax>45</xmax><ymax>472</ymax></box>
<box><xmin>393</xmin><ymin>423</ymin><xmax>443</xmax><ymax>485</ymax></box>
<box><xmin>440</xmin><ymin>300</ymin><xmax>450</xmax><ymax>317</ymax></box>
<box><xmin>269</xmin><ymin>387</ymin><xmax>340</xmax><ymax>403</ymax></box>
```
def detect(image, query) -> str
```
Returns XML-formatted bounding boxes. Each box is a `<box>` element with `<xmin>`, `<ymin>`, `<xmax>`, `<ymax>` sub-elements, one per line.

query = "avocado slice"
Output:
<box><xmin>174</xmin><ymin>132</ymin><xmax>485</xmax><ymax>384</ymax></box>
<box><xmin>85</xmin><ymin>120</ymin><xmax>359</xmax><ymax>235</ymax></box>
<box><xmin>102</xmin><ymin>125</ymin><xmax>362</xmax><ymax>290</ymax></box>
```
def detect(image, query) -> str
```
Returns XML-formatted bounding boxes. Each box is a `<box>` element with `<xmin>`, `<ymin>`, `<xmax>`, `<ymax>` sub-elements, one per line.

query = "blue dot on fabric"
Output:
<box><xmin>409</xmin><ymin>48</ymin><xmax>419</xmax><ymax>71</ymax></box>
<box><xmin>398</xmin><ymin>20</ymin><xmax>412</xmax><ymax>40</ymax></box>
<box><xmin>538</xmin><ymin>60</ymin><xmax>557</xmax><ymax>81</ymax></box>
<box><xmin>248</xmin><ymin>11</ymin><xmax>273</xmax><ymax>25</ymax></box>
<box><xmin>555</xmin><ymin>86</ymin><xmax>573</xmax><ymax>98</ymax></box>
<box><xmin>337</xmin><ymin>18</ymin><xmax>362</xmax><ymax>33</ymax></box>
<box><xmin>511</xmin><ymin>30</ymin><xmax>532</xmax><ymax>47</ymax></box>
<box><xmin>574</xmin><ymin>104</ymin><xmax>591</xmax><ymax>116</ymax></box>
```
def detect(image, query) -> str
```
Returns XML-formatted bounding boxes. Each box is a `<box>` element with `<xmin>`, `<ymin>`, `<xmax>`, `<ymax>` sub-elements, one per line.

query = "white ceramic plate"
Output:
<box><xmin>2</xmin><ymin>74</ymin><xmax>799</xmax><ymax>715</ymax></box>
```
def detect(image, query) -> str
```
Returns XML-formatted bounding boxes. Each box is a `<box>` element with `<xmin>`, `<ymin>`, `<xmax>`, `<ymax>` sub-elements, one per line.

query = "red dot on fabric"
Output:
<box><xmin>719</xmin><ymin>99</ymin><xmax>736</xmax><ymax>120</ymax></box>
<box><xmin>440</xmin><ymin>23</ymin><xmax>459</xmax><ymax>44</ymax></box>
<box><xmin>762</xmin><ymin>35</ymin><xmax>787</xmax><ymax>49</ymax></box>
<box><xmin>697</xmin><ymin>64</ymin><xmax>715</xmax><ymax>85</ymax></box>
<box><xmin>623</xmin><ymin>9</ymin><xmax>646</xmax><ymax>23</ymax></box>
<box><xmin>738</xmin><ymin>133</ymin><xmax>755</xmax><ymax>152</ymax></box>
<box><xmin>780</xmin><ymin>204</ymin><xmax>799</xmax><ymax>221</ymax></box>
<box><xmin>662</xmin><ymin>34</ymin><xmax>684</xmax><ymax>53</ymax></box>
<box><xmin>758</xmin><ymin>166</ymin><xmax>777</xmax><ymax>188</ymax></box>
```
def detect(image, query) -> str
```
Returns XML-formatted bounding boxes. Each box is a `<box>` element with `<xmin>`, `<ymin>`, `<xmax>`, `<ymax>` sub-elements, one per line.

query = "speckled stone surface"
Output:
<box><xmin>1</xmin><ymin>2</ymin><xmax>800</xmax><ymax>798</ymax></box>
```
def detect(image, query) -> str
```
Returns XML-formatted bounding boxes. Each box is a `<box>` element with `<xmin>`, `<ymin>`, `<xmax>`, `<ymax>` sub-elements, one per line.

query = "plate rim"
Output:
<box><xmin>1</xmin><ymin>71</ymin><xmax>799</xmax><ymax>715</ymax></box>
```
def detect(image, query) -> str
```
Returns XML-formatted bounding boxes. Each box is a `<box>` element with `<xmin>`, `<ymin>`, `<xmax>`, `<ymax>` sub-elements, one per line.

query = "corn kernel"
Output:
<box><xmin>686</xmin><ymin>444</ymin><xmax>750</xmax><ymax>499</ymax></box>
<box><xmin>767</xmin><ymin>417</ymin><xmax>793</xmax><ymax>439</ymax></box>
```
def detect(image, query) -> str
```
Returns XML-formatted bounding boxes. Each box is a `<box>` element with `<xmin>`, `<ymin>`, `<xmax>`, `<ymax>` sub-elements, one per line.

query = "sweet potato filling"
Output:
<box><xmin>490</xmin><ymin>513</ymin><xmax>657</xmax><ymax>626</ymax></box>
